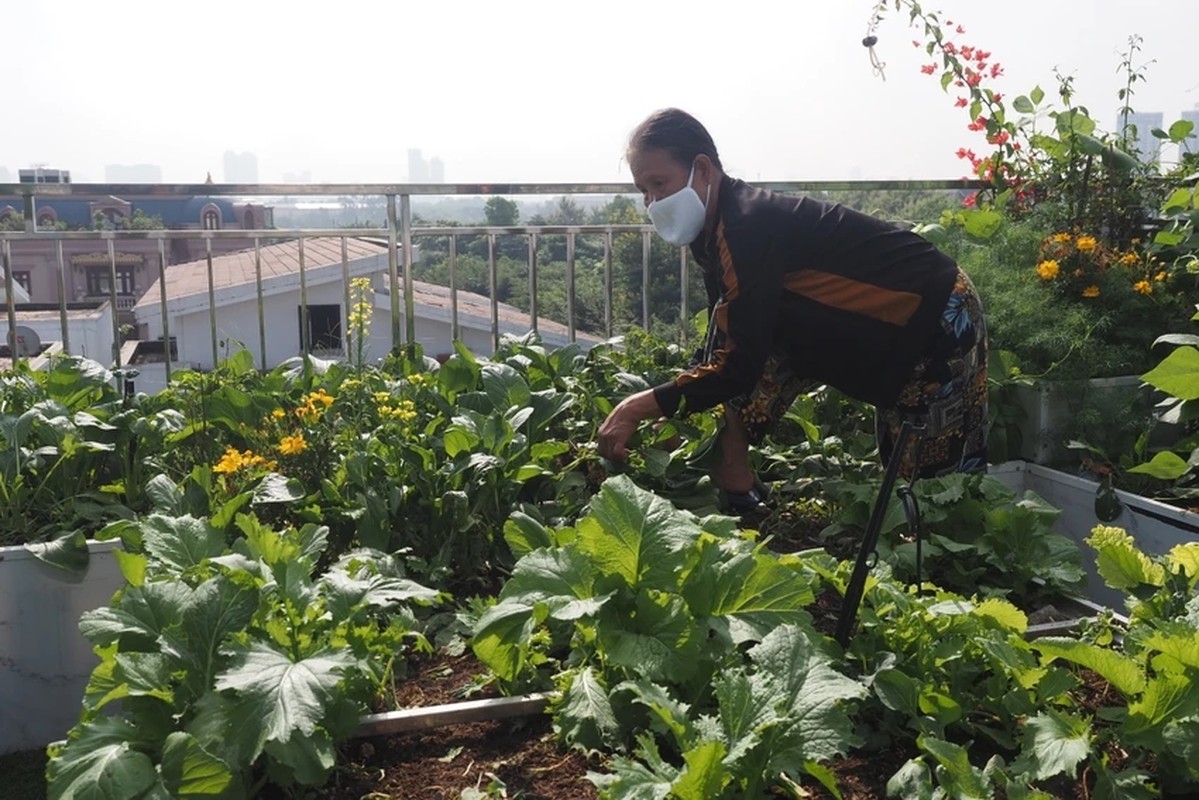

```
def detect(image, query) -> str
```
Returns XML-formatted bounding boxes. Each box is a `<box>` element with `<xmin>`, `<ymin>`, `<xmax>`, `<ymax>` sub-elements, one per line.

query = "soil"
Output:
<box><xmin>305</xmin><ymin>652</ymin><xmax>599</xmax><ymax>800</ymax></box>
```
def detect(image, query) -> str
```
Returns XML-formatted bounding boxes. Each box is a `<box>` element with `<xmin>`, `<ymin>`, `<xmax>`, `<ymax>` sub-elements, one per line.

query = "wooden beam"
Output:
<box><xmin>352</xmin><ymin>693</ymin><xmax>552</xmax><ymax>738</ymax></box>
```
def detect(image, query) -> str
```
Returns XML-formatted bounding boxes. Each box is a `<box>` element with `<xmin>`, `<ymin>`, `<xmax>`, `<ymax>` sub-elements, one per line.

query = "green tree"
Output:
<box><xmin>484</xmin><ymin>196</ymin><xmax>520</xmax><ymax>226</ymax></box>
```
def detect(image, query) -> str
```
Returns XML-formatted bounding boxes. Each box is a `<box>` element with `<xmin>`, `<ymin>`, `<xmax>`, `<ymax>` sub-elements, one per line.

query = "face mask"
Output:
<box><xmin>647</xmin><ymin>160</ymin><xmax>709</xmax><ymax>246</ymax></box>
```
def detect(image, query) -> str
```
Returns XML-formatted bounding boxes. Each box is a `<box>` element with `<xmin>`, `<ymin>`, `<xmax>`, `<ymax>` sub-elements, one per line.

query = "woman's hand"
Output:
<box><xmin>597</xmin><ymin>389</ymin><xmax>664</xmax><ymax>461</ymax></box>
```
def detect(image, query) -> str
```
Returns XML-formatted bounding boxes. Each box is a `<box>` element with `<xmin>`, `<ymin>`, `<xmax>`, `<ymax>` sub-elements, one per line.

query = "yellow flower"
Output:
<box><xmin>1075</xmin><ymin>235</ymin><xmax>1098</xmax><ymax>253</ymax></box>
<box><xmin>214</xmin><ymin>446</ymin><xmax>244</xmax><ymax>474</ymax></box>
<box><xmin>1133</xmin><ymin>280</ymin><xmax>1152</xmax><ymax>295</ymax></box>
<box><xmin>1036</xmin><ymin>260</ymin><xmax>1060</xmax><ymax>280</ymax></box>
<box><xmin>1051</xmin><ymin>232</ymin><xmax>1072</xmax><ymax>244</ymax></box>
<box><xmin>271</xmin><ymin>408</ymin><xmax>286</xmax><ymax>419</ymax></box>
<box><xmin>1155</xmin><ymin>271</ymin><xmax>1167</xmax><ymax>282</ymax></box>
<box><xmin>1119</xmin><ymin>252</ymin><xmax>1139</xmax><ymax>266</ymax></box>
<box><xmin>279</xmin><ymin>433</ymin><xmax>308</xmax><ymax>455</ymax></box>
<box><xmin>373</xmin><ymin>391</ymin><xmax>392</xmax><ymax>404</ymax></box>
<box><xmin>1082</xmin><ymin>285</ymin><xmax>1101</xmax><ymax>298</ymax></box>
<box><xmin>408</xmin><ymin>373</ymin><xmax>426</xmax><ymax>386</ymax></box>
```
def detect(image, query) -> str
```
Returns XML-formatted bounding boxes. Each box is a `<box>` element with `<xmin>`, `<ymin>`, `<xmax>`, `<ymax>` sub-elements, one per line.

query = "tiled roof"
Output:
<box><xmin>136</xmin><ymin>237</ymin><xmax>384</xmax><ymax>306</ymax></box>
<box><xmin>135</xmin><ymin>237</ymin><xmax>599</xmax><ymax>344</ymax></box>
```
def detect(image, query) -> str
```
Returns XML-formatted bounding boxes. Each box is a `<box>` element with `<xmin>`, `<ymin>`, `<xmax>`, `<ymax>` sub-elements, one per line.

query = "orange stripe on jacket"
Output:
<box><xmin>784</xmin><ymin>269</ymin><xmax>922</xmax><ymax>327</ymax></box>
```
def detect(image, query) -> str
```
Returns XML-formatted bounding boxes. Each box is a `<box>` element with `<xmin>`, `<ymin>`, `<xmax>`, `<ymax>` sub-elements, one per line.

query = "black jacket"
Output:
<box><xmin>652</xmin><ymin>175</ymin><xmax>959</xmax><ymax>415</ymax></box>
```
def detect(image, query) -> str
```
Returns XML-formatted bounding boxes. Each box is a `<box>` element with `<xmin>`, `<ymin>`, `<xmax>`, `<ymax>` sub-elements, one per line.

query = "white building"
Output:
<box><xmin>0</xmin><ymin>302</ymin><xmax>116</xmax><ymax>370</ymax></box>
<box><xmin>132</xmin><ymin>237</ymin><xmax>596</xmax><ymax>374</ymax></box>
<box><xmin>1120</xmin><ymin>112</ymin><xmax>1164</xmax><ymax>162</ymax></box>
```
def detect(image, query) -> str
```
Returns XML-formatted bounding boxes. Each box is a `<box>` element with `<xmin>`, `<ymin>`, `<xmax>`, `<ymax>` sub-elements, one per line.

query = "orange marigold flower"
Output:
<box><xmin>1082</xmin><ymin>285</ymin><xmax>1101</xmax><ymax>298</ymax></box>
<box><xmin>1036</xmin><ymin>260</ymin><xmax>1060</xmax><ymax>280</ymax></box>
<box><xmin>1133</xmin><ymin>280</ymin><xmax>1152</xmax><ymax>295</ymax></box>
<box><xmin>1051</xmin><ymin>233</ymin><xmax>1072</xmax><ymax>244</ymax></box>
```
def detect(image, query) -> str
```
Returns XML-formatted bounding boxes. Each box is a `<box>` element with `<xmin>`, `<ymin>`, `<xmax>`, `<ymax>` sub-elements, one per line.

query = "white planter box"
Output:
<box><xmin>0</xmin><ymin>540</ymin><xmax>124</xmax><ymax>755</ymax></box>
<box><xmin>989</xmin><ymin>461</ymin><xmax>1199</xmax><ymax>609</ymax></box>
<box><xmin>1009</xmin><ymin>376</ymin><xmax>1146</xmax><ymax>466</ymax></box>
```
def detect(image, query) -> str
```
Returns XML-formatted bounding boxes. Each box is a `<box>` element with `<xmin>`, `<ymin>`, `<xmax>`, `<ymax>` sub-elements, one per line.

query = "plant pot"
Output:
<box><xmin>989</xmin><ymin>461</ymin><xmax>1199</xmax><ymax>609</ymax></box>
<box><xmin>1009</xmin><ymin>375</ymin><xmax>1148</xmax><ymax>467</ymax></box>
<box><xmin>0</xmin><ymin>540</ymin><xmax>124</xmax><ymax>755</ymax></box>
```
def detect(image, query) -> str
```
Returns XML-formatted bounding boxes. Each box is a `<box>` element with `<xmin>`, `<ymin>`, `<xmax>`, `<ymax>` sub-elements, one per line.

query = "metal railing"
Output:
<box><xmin>2</xmin><ymin>179</ymin><xmax>980</xmax><ymax>378</ymax></box>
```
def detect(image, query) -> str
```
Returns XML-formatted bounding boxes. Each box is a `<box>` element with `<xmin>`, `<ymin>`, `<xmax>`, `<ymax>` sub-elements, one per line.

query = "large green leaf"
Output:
<box><xmin>471</xmin><ymin>600</ymin><xmax>543</xmax><ymax>682</ymax></box>
<box><xmin>1142</xmin><ymin>346</ymin><xmax>1199</xmax><ymax>400</ymax></box>
<box><xmin>576</xmin><ymin>475</ymin><xmax>700</xmax><ymax>590</ymax></box>
<box><xmin>1032</xmin><ymin>637</ymin><xmax>1145</xmax><ymax>697</ymax></box>
<box><xmin>140</xmin><ymin>515</ymin><xmax>226</xmax><ymax>572</ymax></box>
<box><xmin>747</xmin><ymin>625</ymin><xmax>866</xmax><ymax>765</ymax></box>
<box><xmin>503</xmin><ymin>511</ymin><xmax>555</xmax><ymax>558</ymax></box>
<box><xmin>47</xmin><ymin>717</ymin><xmax>158</xmax><ymax>800</ymax></box>
<box><xmin>25</xmin><ymin>528</ymin><xmax>90</xmax><ymax>573</ymax></box>
<box><xmin>251</xmin><ymin>473</ymin><xmax>306</xmax><ymax>505</ymax></box>
<box><xmin>1125</xmin><ymin>672</ymin><xmax>1198</xmax><ymax>736</ymax></box>
<box><xmin>670</xmin><ymin>740</ymin><xmax>730</xmax><ymax>800</ymax></box>
<box><xmin>500</xmin><ymin>546</ymin><xmax>605</xmax><ymax>619</ymax></box>
<box><xmin>917</xmin><ymin>736</ymin><xmax>991</xmax><ymax>799</ymax></box>
<box><xmin>213</xmin><ymin>642</ymin><xmax>357</xmax><ymax>761</ymax></box>
<box><xmin>681</xmin><ymin>545</ymin><xmax>814</xmax><ymax>644</ymax></box>
<box><xmin>158</xmin><ymin>732</ymin><xmax>235</xmax><ymax>798</ymax></box>
<box><xmin>319</xmin><ymin>566</ymin><xmax>440</xmax><ymax>620</ymax></box>
<box><xmin>178</xmin><ymin>577</ymin><xmax>260</xmax><ymax>693</ymax></box>
<box><xmin>1126</xmin><ymin>451</ymin><xmax>1191</xmax><ymax>481</ymax></box>
<box><xmin>1019</xmin><ymin>711</ymin><xmax>1091</xmax><ymax>780</ymax></box>
<box><xmin>481</xmin><ymin>362</ymin><xmax>531</xmax><ymax>412</ymax></box>
<box><xmin>1085</xmin><ymin>526</ymin><xmax>1166</xmax><ymax>590</ymax></box>
<box><xmin>80</xmin><ymin>581</ymin><xmax>191</xmax><ymax>648</ymax></box>
<box><xmin>555</xmin><ymin>667</ymin><xmax>620</xmax><ymax>750</ymax></box>
<box><xmin>599</xmin><ymin>591</ymin><xmax>701</xmax><ymax>682</ymax></box>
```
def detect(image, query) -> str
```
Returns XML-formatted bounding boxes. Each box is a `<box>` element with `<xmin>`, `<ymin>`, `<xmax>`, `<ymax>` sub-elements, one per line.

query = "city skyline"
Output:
<box><xmin>5</xmin><ymin>1</ymin><xmax>1199</xmax><ymax>185</ymax></box>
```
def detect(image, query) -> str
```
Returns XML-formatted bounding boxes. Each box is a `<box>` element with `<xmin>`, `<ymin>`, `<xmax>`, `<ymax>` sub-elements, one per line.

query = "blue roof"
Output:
<box><xmin>0</xmin><ymin>195</ymin><xmax>237</xmax><ymax>226</ymax></box>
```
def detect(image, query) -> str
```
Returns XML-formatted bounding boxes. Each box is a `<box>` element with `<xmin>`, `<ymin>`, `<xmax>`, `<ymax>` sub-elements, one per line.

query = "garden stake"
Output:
<box><xmin>835</xmin><ymin>420</ymin><xmax>925</xmax><ymax>648</ymax></box>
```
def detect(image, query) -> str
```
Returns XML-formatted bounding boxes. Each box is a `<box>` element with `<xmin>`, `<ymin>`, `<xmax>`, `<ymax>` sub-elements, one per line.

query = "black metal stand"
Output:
<box><xmin>835</xmin><ymin>420</ymin><xmax>921</xmax><ymax>648</ymax></box>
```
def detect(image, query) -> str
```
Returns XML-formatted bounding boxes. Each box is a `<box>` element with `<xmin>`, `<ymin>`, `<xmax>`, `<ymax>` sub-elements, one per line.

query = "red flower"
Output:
<box><xmin>955</xmin><ymin>80</ymin><xmax>965</xmax><ymax>88</ymax></box>
<box><xmin>987</xmin><ymin>131</ymin><xmax>1011</xmax><ymax>145</ymax></box>
<box><xmin>956</xmin><ymin>25</ymin><xmax>966</xmax><ymax>34</ymax></box>
<box><xmin>960</xmin><ymin>46</ymin><xmax>974</xmax><ymax>60</ymax></box>
<box><xmin>920</xmin><ymin>64</ymin><xmax>937</xmax><ymax>75</ymax></box>
<box><xmin>966</xmin><ymin>71</ymin><xmax>982</xmax><ymax>87</ymax></box>
<box><xmin>911</xmin><ymin>39</ymin><xmax>921</xmax><ymax>47</ymax></box>
<box><xmin>975</xmin><ymin>50</ymin><xmax>991</xmax><ymax>60</ymax></box>
<box><xmin>955</xmin><ymin>96</ymin><xmax>969</xmax><ymax>107</ymax></box>
<box><xmin>943</xmin><ymin>42</ymin><xmax>957</xmax><ymax>54</ymax></box>
<box><xmin>963</xmin><ymin>193</ymin><xmax>977</xmax><ymax>207</ymax></box>
<box><xmin>990</xmin><ymin>63</ymin><xmax>1004</xmax><ymax>78</ymax></box>
<box><xmin>991</xmin><ymin>92</ymin><xmax>1003</xmax><ymax>103</ymax></box>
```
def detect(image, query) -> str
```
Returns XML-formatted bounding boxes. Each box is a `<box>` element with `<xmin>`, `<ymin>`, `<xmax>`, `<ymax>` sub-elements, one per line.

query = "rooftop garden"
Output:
<box><xmin>3</xmin><ymin>4</ymin><xmax>1199</xmax><ymax>798</ymax></box>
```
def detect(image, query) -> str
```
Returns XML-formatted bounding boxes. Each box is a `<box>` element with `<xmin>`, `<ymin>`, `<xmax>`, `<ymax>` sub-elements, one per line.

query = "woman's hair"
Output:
<box><xmin>627</xmin><ymin>108</ymin><xmax>723</xmax><ymax>170</ymax></box>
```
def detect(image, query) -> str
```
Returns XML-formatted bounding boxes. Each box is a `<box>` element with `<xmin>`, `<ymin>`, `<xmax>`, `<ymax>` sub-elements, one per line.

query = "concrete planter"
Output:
<box><xmin>989</xmin><ymin>461</ymin><xmax>1199</xmax><ymax>609</ymax></box>
<box><xmin>0</xmin><ymin>540</ymin><xmax>124</xmax><ymax>755</ymax></box>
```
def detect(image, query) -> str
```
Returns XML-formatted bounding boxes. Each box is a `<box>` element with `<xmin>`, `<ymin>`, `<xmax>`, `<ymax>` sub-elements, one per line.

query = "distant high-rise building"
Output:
<box><xmin>1119</xmin><ymin>112</ymin><xmax>1164</xmax><ymax>162</ymax></box>
<box><xmin>0</xmin><ymin>166</ymin><xmax>11</xmax><ymax>183</ymax></box>
<box><xmin>19</xmin><ymin>167</ymin><xmax>71</xmax><ymax>184</ymax></box>
<box><xmin>223</xmin><ymin>151</ymin><xmax>259</xmax><ymax>183</ymax></box>
<box><xmin>430</xmin><ymin>157</ymin><xmax>445</xmax><ymax>183</ymax></box>
<box><xmin>1181</xmin><ymin>107</ymin><xmax>1199</xmax><ymax>155</ymax></box>
<box><xmin>105</xmin><ymin>163</ymin><xmax>163</xmax><ymax>183</ymax></box>
<box><xmin>407</xmin><ymin>149</ymin><xmax>429</xmax><ymax>182</ymax></box>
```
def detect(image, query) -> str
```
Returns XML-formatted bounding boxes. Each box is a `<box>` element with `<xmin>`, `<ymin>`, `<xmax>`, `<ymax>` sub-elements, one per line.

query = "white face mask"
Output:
<box><xmin>647</xmin><ymin>160</ymin><xmax>709</xmax><ymax>246</ymax></box>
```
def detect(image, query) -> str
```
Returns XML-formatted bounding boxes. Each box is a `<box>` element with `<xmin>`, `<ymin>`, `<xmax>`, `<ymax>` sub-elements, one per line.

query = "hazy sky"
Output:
<box><xmin>6</xmin><ymin>0</ymin><xmax>1198</xmax><ymax>185</ymax></box>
